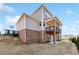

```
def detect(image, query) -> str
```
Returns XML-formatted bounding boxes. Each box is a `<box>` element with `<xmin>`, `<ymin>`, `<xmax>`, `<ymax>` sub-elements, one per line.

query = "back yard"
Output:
<box><xmin>0</xmin><ymin>35</ymin><xmax>78</xmax><ymax>55</ymax></box>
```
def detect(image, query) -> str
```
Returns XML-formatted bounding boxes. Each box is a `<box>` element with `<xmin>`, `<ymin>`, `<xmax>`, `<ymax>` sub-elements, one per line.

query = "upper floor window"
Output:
<box><xmin>43</xmin><ymin>22</ymin><xmax>45</xmax><ymax>26</ymax></box>
<box><xmin>39</xmin><ymin>22</ymin><xmax>41</xmax><ymax>26</ymax></box>
<box><xmin>45</xmin><ymin>14</ymin><xmax>48</xmax><ymax>17</ymax></box>
<box><xmin>39</xmin><ymin>22</ymin><xmax>45</xmax><ymax>26</ymax></box>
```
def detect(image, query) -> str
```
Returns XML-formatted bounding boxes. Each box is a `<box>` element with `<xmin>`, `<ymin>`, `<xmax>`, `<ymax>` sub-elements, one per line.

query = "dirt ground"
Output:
<box><xmin>0</xmin><ymin>35</ymin><xmax>78</xmax><ymax>55</ymax></box>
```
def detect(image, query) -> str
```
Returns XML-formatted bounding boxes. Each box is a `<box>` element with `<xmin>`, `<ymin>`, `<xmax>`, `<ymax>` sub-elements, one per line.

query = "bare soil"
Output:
<box><xmin>0</xmin><ymin>35</ymin><xmax>78</xmax><ymax>55</ymax></box>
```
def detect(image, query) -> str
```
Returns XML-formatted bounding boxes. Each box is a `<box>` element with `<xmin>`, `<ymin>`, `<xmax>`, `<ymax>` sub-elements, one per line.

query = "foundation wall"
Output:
<box><xmin>19</xmin><ymin>29</ymin><xmax>26</xmax><ymax>43</ymax></box>
<box><xmin>43</xmin><ymin>31</ymin><xmax>49</xmax><ymax>42</ymax></box>
<box><xmin>26</xmin><ymin>29</ymin><xmax>42</xmax><ymax>44</ymax></box>
<box><xmin>19</xmin><ymin>29</ymin><xmax>61</xmax><ymax>44</ymax></box>
<box><xmin>19</xmin><ymin>29</ymin><xmax>49</xmax><ymax>44</ymax></box>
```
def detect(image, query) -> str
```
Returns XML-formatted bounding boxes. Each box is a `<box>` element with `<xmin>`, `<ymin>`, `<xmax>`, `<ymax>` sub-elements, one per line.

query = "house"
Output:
<box><xmin>4</xmin><ymin>29</ymin><xmax>19</xmax><ymax>36</ymax></box>
<box><xmin>16</xmin><ymin>5</ymin><xmax>62</xmax><ymax>44</ymax></box>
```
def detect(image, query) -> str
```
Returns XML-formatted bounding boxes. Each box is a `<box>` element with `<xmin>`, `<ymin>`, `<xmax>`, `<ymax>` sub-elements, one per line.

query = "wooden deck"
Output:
<box><xmin>45</xmin><ymin>26</ymin><xmax>61</xmax><ymax>35</ymax></box>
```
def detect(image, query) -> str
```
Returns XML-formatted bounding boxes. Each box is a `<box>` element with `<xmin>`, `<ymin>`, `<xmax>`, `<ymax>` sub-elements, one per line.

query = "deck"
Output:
<box><xmin>45</xmin><ymin>26</ymin><xmax>61</xmax><ymax>34</ymax></box>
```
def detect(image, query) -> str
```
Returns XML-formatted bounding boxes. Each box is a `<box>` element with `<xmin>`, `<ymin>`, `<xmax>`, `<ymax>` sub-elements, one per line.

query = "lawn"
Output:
<box><xmin>0</xmin><ymin>35</ymin><xmax>78</xmax><ymax>55</ymax></box>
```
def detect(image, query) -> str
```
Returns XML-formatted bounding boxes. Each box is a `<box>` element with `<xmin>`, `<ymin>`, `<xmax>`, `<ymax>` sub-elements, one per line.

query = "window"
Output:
<box><xmin>39</xmin><ymin>22</ymin><xmax>41</xmax><ymax>26</ymax></box>
<box><xmin>43</xmin><ymin>22</ymin><xmax>45</xmax><ymax>26</ymax></box>
<box><xmin>39</xmin><ymin>22</ymin><xmax>45</xmax><ymax>26</ymax></box>
<box><xmin>45</xmin><ymin>14</ymin><xmax>48</xmax><ymax>17</ymax></box>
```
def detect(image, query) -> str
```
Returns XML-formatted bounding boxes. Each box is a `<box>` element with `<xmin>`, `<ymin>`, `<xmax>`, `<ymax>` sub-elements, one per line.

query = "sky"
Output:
<box><xmin>0</xmin><ymin>3</ymin><xmax>79</xmax><ymax>35</ymax></box>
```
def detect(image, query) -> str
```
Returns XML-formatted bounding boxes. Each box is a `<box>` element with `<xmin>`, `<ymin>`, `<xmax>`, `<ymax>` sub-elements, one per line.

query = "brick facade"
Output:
<box><xmin>19</xmin><ymin>29</ymin><xmax>49</xmax><ymax>44</ymax></box>
<box><xmin>19</xmin><ymin>29</ymin><xmax>27</xmax><ymax>43</ymax></box>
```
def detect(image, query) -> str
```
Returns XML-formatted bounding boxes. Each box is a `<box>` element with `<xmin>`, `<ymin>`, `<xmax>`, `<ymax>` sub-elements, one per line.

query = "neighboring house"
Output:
<box><xmin>4</xmin><ymin>29</ymin><xmax>19</xmax><ymax>36</ymax></box>
<box><xmin>16</xmin><ymin>5</ymin><xmax>62</xmax><ymax>44</ymax></box>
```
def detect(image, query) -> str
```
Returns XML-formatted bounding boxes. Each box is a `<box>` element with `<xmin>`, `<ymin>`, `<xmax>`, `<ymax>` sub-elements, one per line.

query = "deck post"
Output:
<box><xmin>53</xmin><ymin>31</ymin><xmax>56</xmax><ymax>44</ymax></box>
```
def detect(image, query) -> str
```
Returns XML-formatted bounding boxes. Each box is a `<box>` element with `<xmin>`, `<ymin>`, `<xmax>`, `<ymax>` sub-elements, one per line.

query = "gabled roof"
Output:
<box><xmin>16</xmin><ymin>13</ymin><xmax>40</xmax><ymax>25</ymax></box>
<box><xmin>31</xmin><ymin>4</ymin><xmax>53</xmax><ymax>16</ymax></box>
<box><xmin>16</xmin><ymin>13</ymin><xmax>26</xmax><ymax>24</ymax></box>
<box><xmin>45</xmin><ymin>17</ymin><xmax>62</xmax><ymax>25</ymax></box>
<box><xmin>54</xmin><ymin>16</ymin><xmax>62</xmax><ymax>25</ymax></box>
<box><xmin>16</xmin><ymin>4</ymin><xmax>62</xmax><ymax>26</ymax></box>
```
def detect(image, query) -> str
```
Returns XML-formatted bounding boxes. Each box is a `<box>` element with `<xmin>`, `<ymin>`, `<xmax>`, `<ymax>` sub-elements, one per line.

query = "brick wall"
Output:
<box><xmin>19</xmin><ymin>29</ymin><xmax>27</xmax><ymax>43</ymax></box>
<box><xmin>44</xmin><ymin>31</ymin><xmax>49</xmax><ymax>42</ymax></box>
<box><xmin>19</xmin><ymin>29</ymin><xmax>49</xmax><ymax>44</ymax></box>
<box><xmin>26</xmin><ymin>29</ymin><xmax>42</xmax><ymax>44</ymax></box>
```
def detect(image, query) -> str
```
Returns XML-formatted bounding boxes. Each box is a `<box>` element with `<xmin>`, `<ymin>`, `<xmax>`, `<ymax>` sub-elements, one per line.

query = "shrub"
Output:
<box><xmin>68</xmin><ymin>37</ymin><xmax>75</xmax><ymax>42</ymax></box>
<box><xmin>76</xmin><ymin>38</ymin><xmax>79</xmax><ymax>48</ymax></box>
<box><xmin>72</xmin><ymin>37</ymin><xmax>76</xmax><ymax>43</ymax></box>
<box><xmin>72</xmin><ymin>36</ymin><xmax>79</xmax><ymax>52</ymax></box>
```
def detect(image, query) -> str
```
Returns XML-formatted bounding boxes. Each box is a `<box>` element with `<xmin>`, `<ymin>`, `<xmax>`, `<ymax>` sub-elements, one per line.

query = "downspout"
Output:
<box><xmin>41</xmin><ymin>6</ymin><xmax>44</xmax><ymax>43</ymax></box>
<box><xmin>24</xmin><ymin>15</ymin><xmax>27</xmax><ymax>43</ymax></box>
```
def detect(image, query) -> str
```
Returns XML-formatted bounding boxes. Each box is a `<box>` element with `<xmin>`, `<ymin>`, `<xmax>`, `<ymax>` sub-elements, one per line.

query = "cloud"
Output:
<box><xmin>3</xmin><ymin>15</ymin><xmax>20</xmax><ymax>30</ymax></box>
<box><xmin>62</xmin><ymin>20</ymin><xmax>79</xmax><ymax>36</ymax></box>
<box><xmin>0</xmin><ymin>3</ymin><xmax>15</xmax><ymax>14</ymax></box>
<box><xmin>6</xmin><ymin>15</ymin><xmax>20</xmax><ymax>25</ymax></box>
<box><xmin>65</xmin><ymin>9</ymin><xmax>73</xmax><ymax>14</ymax></box>
<box><xmin>0</xmin><ymin>24</ymin><xmax>4</xmax><ymax>31</ymax></box>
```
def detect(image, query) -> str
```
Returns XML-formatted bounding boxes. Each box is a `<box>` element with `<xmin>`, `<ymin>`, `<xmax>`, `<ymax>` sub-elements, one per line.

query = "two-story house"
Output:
<box><xmin>16</xmin><ymin>5</ymin><xmax>62</xmax><ymax>44</ymax></box>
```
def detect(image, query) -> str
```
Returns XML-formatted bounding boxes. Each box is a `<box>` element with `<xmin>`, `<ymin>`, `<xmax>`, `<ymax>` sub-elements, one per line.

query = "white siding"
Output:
<box><xmin>43</xmin><ymin>9</ymin><xmax>52</xmax><ymax>20</ymax></box>
<box><xmin>25</xmin><ymin>16</ymin><xmax>40</xmax><ymax>31</ymax></box>
<box><xmin>32</xmin><ymin>7</ymin><xmax>52</xmax><ymax>22</ymax></box>
<box><xmin>44</xmin><ymin>22</ymin><xmax>49</xmax><ymax>30</ymax></box>
<box><xmin>32</xmin><ymin>9</ymin><xmax>42</xmax><ymax>22</ymax></box>
<box><xmin>16</xmin><ymin>15</ymin><xmax>26</xmax><ymax>31</ymax></box>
